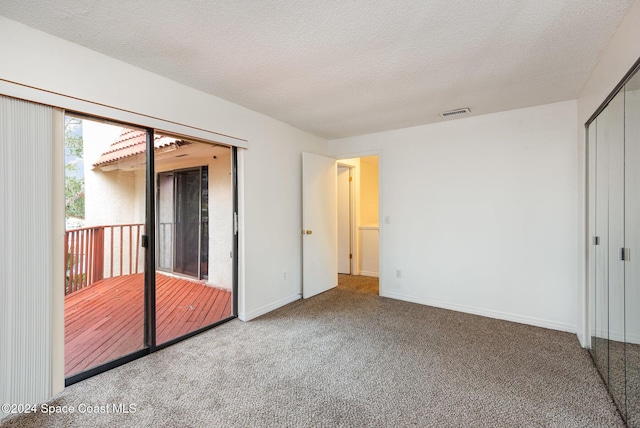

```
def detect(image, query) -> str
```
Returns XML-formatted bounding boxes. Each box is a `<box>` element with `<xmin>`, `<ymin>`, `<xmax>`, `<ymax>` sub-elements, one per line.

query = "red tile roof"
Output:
<box><xmin>93</xmin><ymin>128</ymin><xmax>178</xmax><ymax>167</ymax></box>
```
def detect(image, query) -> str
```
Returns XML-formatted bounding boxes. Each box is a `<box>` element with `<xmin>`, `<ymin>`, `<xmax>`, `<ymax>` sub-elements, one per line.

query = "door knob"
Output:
<box><xmin>301</xmin><ymin>229</ymin><xmax>312</xmax><ymax>235</ymax></box>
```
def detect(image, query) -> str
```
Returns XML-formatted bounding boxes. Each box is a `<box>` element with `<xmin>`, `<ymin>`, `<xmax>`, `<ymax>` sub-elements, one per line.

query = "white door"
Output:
<box><xmin>337</xmin><ymin>165</ymin><xmax>351</xmax><ymax>274</ymax></box>
<box><xmin>302</xmin><ymin>152</ymin><xmax>338</xmax><ymax>298</ymax></box>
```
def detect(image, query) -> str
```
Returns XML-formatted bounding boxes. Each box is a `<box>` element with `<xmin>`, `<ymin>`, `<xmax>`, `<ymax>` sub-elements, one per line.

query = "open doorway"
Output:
<box><xmin>336</xmin><ymin>156</ymin><xmax>379</xmax><ymax>295</ymax></box>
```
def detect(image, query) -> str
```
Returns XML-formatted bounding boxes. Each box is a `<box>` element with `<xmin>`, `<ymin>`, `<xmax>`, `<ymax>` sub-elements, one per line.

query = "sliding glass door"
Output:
<box><xmin>64</xmin><ymin>116</ymin><xmax>237</xmax><ymax>382</ymax></box>
<box><xmin>64</xmin><ymin>116</ymin><xmax>147</xmax><ymax>378</ymax></box>
<box><xmin>154</xmin><ymin>136</ymin><xmax>234</xmax><ymax>346</ymax></box>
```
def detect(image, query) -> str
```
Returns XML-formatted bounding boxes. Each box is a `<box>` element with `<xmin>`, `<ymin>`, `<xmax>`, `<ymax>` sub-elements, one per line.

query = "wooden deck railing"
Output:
<box><xmin>64</xmin><ymin>224</ymin><xmax>145</xmax><ymax>295</ymax></box>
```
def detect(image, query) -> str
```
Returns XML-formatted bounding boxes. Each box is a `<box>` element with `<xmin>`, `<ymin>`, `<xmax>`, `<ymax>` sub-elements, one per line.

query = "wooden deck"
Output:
<box><xmin>65</xmin><ymin>272</ymin><xmax>232</xmax><ymax>377</ymax></box>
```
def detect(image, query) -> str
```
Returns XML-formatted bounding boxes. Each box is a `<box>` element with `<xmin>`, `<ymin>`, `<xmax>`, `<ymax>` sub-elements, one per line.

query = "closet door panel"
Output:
<box><xmin>588</xmin><ymin>122</ymin><xmax>597</xmax><ymax>357</ymax></box>
<box><xmin>625</xmin><ymin>75</ymin><xmax>640</xmax><ymax>428</ymax></box>
<box><xmin>594</xmin><ymin>113</ymin><xmax>610</xmax><ymax>386</ymax></box>
<box><xmin>605</xmin><ymin>91</ymin><xmax>626</xmax><ymax>417</ymax></box>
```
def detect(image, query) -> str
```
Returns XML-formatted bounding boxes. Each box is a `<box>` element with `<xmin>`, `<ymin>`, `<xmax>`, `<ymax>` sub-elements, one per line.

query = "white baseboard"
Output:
<box><xmin>359</xmin><ymin>271</ymin><xmax>379</xmax><ymax>278</ymax></box>
<box><xmin>380</xmin><ymin>291</ymin><xmax>576</xmax><ymax>334</ymax></box>
<box><xmin>239</xmin><ymin>293</ymin><xmax>301</xmax><ymax>321</ymax></box>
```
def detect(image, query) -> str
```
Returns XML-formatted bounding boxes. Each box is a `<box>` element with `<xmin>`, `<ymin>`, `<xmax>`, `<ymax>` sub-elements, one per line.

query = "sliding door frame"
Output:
<box><xmin>146</xmin><ymin>127</ymin><xmax>157</xmax><ymax>353</ymax></box>
<box><xmin>232</xmin><ymin>147</ymin><xmax>239</xmax><ymax>316</ymax></box>
<box><xmin>586</xmin><ymin>57</ymin><xmax>640</xmax><ymax>126</ymax></box>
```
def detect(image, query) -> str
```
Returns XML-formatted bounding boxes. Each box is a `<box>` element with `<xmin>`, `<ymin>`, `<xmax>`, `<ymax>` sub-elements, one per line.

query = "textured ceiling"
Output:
<box><xmin>0</xmin><ymin>0</ymin><xmax>634</xmax><ymax>139</ymax></box>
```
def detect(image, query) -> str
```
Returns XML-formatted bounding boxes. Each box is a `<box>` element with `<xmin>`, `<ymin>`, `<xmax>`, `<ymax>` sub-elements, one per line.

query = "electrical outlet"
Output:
<box><xmin>396</xmin><ymin>269</ymin><xmax>401</xmax><ymax>278</ymax></box>
<box><xmin>283</xmin><ymin>271</ymin><xmax>287</xmax><ymax>281</ymax></box>
<box><xmin>385</xmin><ymin>216</ymin><xmax>391</xmax><ymax>225</ymax></box>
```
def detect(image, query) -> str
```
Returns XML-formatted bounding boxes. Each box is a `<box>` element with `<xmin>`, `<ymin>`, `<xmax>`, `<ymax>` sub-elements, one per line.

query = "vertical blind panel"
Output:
<box><xmin>0</xmin><ymin>95</ymin><xmax>53</xmax><ymax>417</ymax></box>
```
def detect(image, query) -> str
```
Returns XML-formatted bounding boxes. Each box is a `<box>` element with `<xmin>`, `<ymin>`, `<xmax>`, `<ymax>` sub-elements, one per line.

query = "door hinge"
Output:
<box><xmin>349</xmin><ymin>176</ymin><xmax>353</xmax><ymax>182</ymax></box>
<box><xmin>593</xmin><ymin>236</ymin><xmax>600</xmax><ymax>245</ymax></box>
<box><xmin>622</xmin><ymin>247</ymin><xmax>631</xmax><ymax>261</ymax></box>
<box><xmin>349</xmin><ymin>254</ymin><xmax>353</xmax><ymax>259</ymax></box>
<box><xmin>141</xmin><ymin>235</ymin><xmax>149</xmax><ymax>248</ymax></box>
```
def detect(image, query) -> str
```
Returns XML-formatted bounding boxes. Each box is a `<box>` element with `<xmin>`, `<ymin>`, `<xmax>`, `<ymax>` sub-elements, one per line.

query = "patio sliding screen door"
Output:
<box><xmin>64</xmin><ymin>116</ymin><xmax>147</xmax><ymax>378</ymax></box>
<box><xmin>158</xmin><ymin>168</ymin><xmax>209</xmax><ymax>278</ymax></box>
<box><xmin>174</xmin><ymin>168</ymin><xmax>206</xmax><ymax>277</ymax></box>
<box><xmin>155</xmin><ymin>136</ymin><xmax>233</xmax><ymax>345</ymax></box>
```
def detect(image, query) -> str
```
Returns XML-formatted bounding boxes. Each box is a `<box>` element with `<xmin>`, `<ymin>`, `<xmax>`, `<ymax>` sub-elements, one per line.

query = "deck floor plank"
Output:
<box><xmin>187</xmin><ymin>282</ymin><xmax>221</xmax><ymax>323</ymax></box>
<box><xmin>210</xmin><ymin>292</ymin><xmax>231</xmax><ymax>324</ymax></box>
<box><xmin>65</xmin><ymin>273</ymin><xmax>232</xmax><ymax>377</ymax></box>
<box><xmin>159</xmin><ymin>279</ymin><xmax>221</xmax><ymax>344</ymax></box>
<box><xmin>66</xmin><ymin>277</ymin><xmax>146</xmax><ymax>374</ymax></box>
<box><xmin>155</xmin><ymin>277</ymin><xmax>202</xmax><ymax>342</ymax></box>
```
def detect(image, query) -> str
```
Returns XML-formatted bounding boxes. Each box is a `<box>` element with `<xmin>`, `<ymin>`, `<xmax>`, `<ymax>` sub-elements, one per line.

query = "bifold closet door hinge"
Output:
<box><xmin>593</xmin><ymin>236</ymin><xmax>600</xmax><ymax>245</ymax></box>
<box><xmin>621</xmin><ymin>247</ymin><xmax>631</xmax><ymax>261</ymax></box>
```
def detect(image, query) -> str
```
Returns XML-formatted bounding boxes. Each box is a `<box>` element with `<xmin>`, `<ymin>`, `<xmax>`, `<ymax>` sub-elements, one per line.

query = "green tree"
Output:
<box><xmin>65</xmin><ymin>117</ymin><xmax>85</xmax><ymax>219</ymax></box>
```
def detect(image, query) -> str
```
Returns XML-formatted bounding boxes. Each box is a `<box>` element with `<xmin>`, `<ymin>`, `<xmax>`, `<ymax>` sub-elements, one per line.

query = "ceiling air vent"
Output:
<box><xmin>440</xmin><ymin>107</ymin><xmax>471</xmax><ymax>118</ymax></box>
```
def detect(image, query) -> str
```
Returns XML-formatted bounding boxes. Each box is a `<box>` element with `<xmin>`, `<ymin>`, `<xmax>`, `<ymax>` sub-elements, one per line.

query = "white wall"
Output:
<box><xmin>330</xmin><ymin>100</ymin><xmax>579</xmax><ymax>332</ymax></box>
<box><xmin>576</xmin><ymin>0</ymin><xmax>640</xmax><ymax>346</ymax></box>
<box><xmin>359</xmin><ymin>227</ymin><xmax>379</xmax><ymax>277</ymax></box>
<box><xmin>0</xmin><ymin>16</ymin><xmax>328</xmax><ymax>406</ymax></box>
<box><xmin>357</xmin><ymin>156</ymin><xmax>379</xmax><ymax>277</ymax></box>
<box><xmin>360</xmin><ymin>156</ymin><xmax>379</xmax><ymax>226</ymax></box>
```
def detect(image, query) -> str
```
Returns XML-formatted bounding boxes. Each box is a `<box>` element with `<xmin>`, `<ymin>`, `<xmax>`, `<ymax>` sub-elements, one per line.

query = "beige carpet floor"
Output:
<box><xmin>1</xmin><ymin>276</ymin><xmax>624</xmax><ymax>427</ymax></box>
<box><xmin>337</xmin><ymin>274</ymin><xmax>378</xmax><ymax>295</ymax></box>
